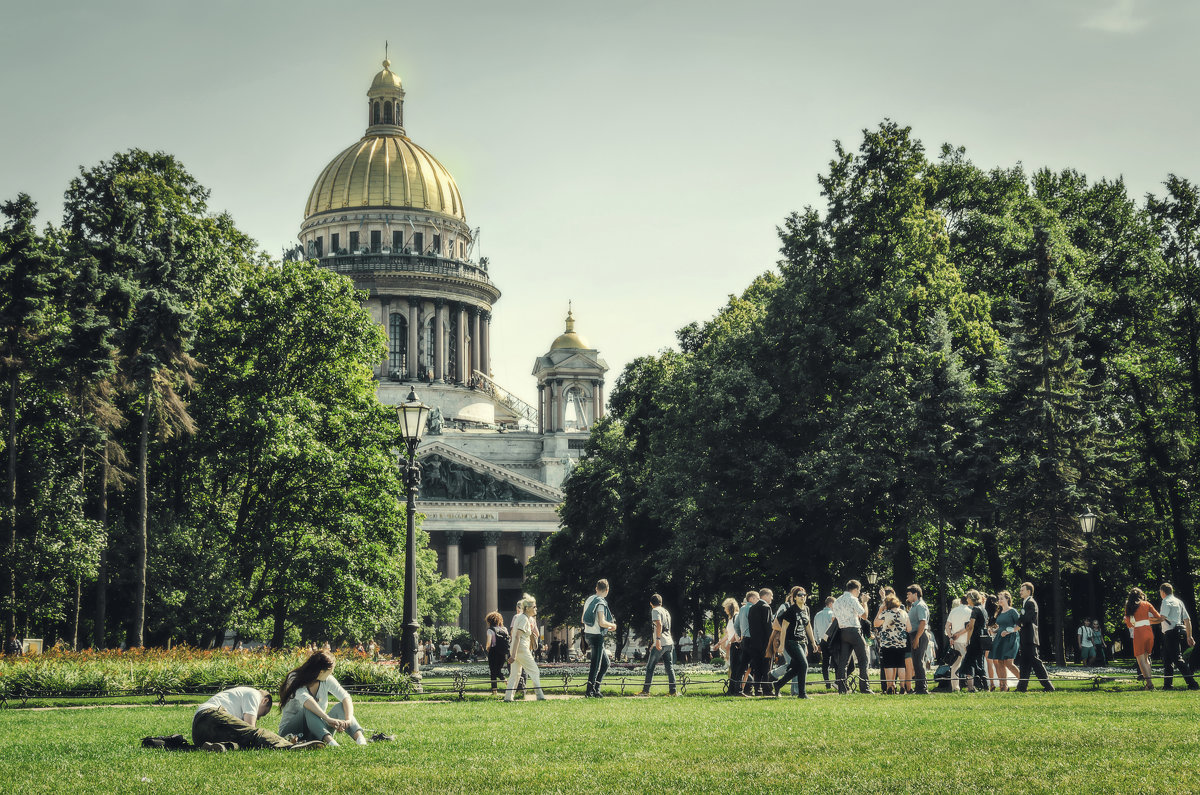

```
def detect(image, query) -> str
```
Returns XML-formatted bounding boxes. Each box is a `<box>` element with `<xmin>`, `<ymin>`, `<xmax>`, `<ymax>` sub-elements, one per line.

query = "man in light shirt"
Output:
<box><xmin>1158</xmin><ymin>583</ymin><xmax>1199</xmax><ymax>690</ymax></box>
<box><xmin>945</xmin><ymin>597</ymin><xmax>972</xmax><ymax>692</ymax></box>
<box><xmin>831</xmin><ymin>580</ymin><xmax>873</xmax><ymax>694</ymax></box>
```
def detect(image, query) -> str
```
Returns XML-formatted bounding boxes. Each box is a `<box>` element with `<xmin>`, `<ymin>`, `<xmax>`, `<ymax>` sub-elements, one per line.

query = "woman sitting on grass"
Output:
<box><xmin>279</xmin><ymin>650</ymin><xmax>375</xmax><ymax>746</ymax></box>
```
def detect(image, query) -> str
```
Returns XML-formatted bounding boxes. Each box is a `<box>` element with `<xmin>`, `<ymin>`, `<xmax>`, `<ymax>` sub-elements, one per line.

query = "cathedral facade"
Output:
<box><xmin>299</xmin><ymin>59</ymin><xmax>607</xmax><ymax>641</ymax></box>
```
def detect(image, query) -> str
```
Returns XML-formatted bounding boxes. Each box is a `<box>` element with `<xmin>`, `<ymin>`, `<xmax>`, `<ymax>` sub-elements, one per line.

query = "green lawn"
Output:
<box><xmin>1</xmin><ymin>690</ymin><xmax>1197</xmax><ymax>794</ymax></box>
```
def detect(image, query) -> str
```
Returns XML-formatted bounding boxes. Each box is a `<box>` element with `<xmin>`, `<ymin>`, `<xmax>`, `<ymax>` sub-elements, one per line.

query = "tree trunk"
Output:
<box><xmin>5</xmin><ymin>370</ymin><xmax>17</xmax><ymax>638</ymax></box>
<box><xmin>94</xmin><ymin>445</ymin><xmax>108</xmax><ymax>649</ymax></box>
<box><xmin>936</xmin><ymin>518</ymin><xmax>947</xmax><ymax>633</ymax></box>
<box><xmin>71</xmin><ymin>577</ymin><xmax>81</xmax><ymax>651</ymax></box>
<box><xmin>1167</xmin><ymin>486</ymin><xmax>1196</xmax><ymax>621</ymax></box>
<box><xmin>980</xmin><ymin>526</ymin><xmax>1005</xmax><ymax>592</ymax></box>
<box><xmin>132</xmin><ymin>387</ymin><xmax>151</xmax><ymax>648</ymax></box>
<box><xmin>1052</xmin><ymin>539</ymin><xmax>1066</xmax><ymax>666</ymax></box>
<box><xmin>270</xmin><ymin>597</ymin><xmax>288</xmax><ymax>649</ymax></box>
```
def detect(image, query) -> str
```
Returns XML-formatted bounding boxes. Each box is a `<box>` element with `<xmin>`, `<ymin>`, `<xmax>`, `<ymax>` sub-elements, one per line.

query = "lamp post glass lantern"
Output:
<box><xmin>1077</xmin><ymin>508</ymin><xmax>1097</xmax><ymax>537</ymax></box>
<box><xmin>1078</xmin><ymin>508</ymin><xmax>1099</xmax><ymax>619</ymax></box>
<box><xmin>397</xmin><ymin>387</ymin><xmax>430</xmax><ymax>674</ymax></box>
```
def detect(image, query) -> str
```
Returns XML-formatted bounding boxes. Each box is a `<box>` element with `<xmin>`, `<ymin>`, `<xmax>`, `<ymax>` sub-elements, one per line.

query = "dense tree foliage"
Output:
<box><xmin>529</xmin><ymin>122</ymin><xmax>1200</xmax><ymax>658</ymax></box>
<box><xmin>0</xmin><ymin>150</ymin><xmax>462</xmax><ymax>648</ymax></box>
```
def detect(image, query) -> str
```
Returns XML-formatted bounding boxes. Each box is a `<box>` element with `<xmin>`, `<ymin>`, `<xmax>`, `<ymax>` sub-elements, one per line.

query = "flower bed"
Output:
<box><xmin>0</xmin><ymin>646</ymin><xmax>411</xmax><ymax>700</ymax></box>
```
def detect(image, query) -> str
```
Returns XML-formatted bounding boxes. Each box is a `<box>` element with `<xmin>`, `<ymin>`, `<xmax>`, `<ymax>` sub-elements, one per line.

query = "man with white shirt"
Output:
<box><xmin>192</xmin><ymin>686</ymin><xmax>324</xmax><ymax>751</ymax></box>
<box><xmin>812</xmin><ymin>597</ymin><xmax>835</xmax><ymax>689</ymax></box>
<box><xmin>1158</xmin><ymin>583</ymin><xmax>1199</xmax><ymax>690</ymax></box>
<box><xmin>832</xmin><ymin>580</ymin><xmax>873</xmax><ymax>694</ymax></box>
<box><xmin>945</xmin><ymin>598</ymin><xmax>972</xmax><ymax>692</ymax></box>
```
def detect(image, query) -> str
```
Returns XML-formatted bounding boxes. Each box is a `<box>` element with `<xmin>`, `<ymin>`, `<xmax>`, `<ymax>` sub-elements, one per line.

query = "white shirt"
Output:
<box><xmin>280</xmin><ymin>675</ymin><xmax>350</xmax><ymax>723</ymax></box>
<box><xmin>195</xmin><ymin>686</ymin><xmax>263</xmax><ymax>719</ymax></box>
<box><xmin>946</xmin><ymin>604</ymin><xmax>972</xmax><ymax>640</ymax></box>
<box><xmin>1160</xmin><ymin>595</ymin><xmax>1191</xmax><ymax>630</ymax></box>
<box><xmin>512</xmin><ymin>612</ymin><xmax>537</xmax><ymax>651</ymax></box>
<box><xmin>831</xmin><ymin>592</ymin><xmax>865</xmax><ymax>628</ymax></box>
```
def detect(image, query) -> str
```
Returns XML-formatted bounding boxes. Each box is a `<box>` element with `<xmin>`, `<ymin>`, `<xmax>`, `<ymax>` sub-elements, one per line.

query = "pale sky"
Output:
<box><xmin>1</xmin><ymin>0</ymin><xmax>1196</xmax><ymax>404</ymax></box>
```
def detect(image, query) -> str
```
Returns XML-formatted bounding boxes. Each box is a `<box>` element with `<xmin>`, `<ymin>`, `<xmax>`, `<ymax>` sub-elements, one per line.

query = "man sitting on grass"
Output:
<box><xmin>192</xmin><ymin>686</ymin><xmax>324</xmax><ymax>752</ymax></box>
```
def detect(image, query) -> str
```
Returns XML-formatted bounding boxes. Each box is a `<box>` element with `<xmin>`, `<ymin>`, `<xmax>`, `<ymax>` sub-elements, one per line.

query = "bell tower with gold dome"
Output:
<box><xmin>300</xmin><ymin>57</ymin><xmax>505</xmax><ymax>424</ymax></box>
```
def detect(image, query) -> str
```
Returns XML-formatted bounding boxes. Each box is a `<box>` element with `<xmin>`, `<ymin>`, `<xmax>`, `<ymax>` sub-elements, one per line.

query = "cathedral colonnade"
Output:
<box><xmin>438</xmin><ymin>530</ymin><xmax>545</xmax><ymax>639</ymax></box>
<box><xmin>380</xmin><ymin>297</ymin><xmax>492</xmax><ymax>383</ymax></box>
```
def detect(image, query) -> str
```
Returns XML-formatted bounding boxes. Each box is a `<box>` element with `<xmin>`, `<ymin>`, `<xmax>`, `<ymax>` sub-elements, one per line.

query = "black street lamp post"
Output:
<box><xmin>396</xmin><ymin>387</ymin><xmax>431</xmax><ymax>675</ymax></box>
<box><xmin>1078</xmin><ymin>508</ymin><xmax>1098</xmax><ymax>619</ymax></box>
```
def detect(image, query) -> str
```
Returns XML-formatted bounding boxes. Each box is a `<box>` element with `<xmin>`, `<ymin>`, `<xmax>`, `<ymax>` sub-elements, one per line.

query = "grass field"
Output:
<box><xmin>2</xmin><ymin>688</ymin><xmax>1198</xmax><ymax>794</ymax></box>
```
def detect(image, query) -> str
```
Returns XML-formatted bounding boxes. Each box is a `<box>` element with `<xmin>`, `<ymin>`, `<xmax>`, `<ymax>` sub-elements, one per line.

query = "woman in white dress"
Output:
<box><xmin>504</xmin><ymin>595</ymin><xmax>547</xmax><ymax>702</ymax></box>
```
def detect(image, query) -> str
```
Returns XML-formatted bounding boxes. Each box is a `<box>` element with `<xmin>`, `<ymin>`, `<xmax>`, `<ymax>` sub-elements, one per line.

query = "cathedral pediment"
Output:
<box><xmin>415</xmin><ymin>441</ymin><xmax>563</xmax><ymax>504</ymax></box>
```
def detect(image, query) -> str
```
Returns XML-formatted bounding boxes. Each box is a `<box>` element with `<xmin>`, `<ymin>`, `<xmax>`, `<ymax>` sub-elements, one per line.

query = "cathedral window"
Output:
<box><xmin>370</xmin><ymin>230</ymin><xmax>381</xmax><ymax>253</ymax></box>
<box><xmin>383</xmin><ymin>102</ymin><xmax>393</xmax><ymax>124</ymax></box>
<box><xmin>315</xmin><ymin>236</ymin><xmax>323</xmax><ymax>257</ymax></box>
<box><xmin>433</xmin><ymin>234</ymin><xmax>441</xmax><ymax>255</ymax></box>
<box><xmin>349</xmin><ymin>231</ymin><xmax>360</xmax><ymax>252</ymax></box>
<box><xmin>389</xmin><ymin>314</ymin><xmax>407</xmax><ymax>378</ymax></box>
<box><xmin>393</xmin><ymin>230</ymin><xmax>403</xmax><ymax>251</ymax></box>
<box><xmin>331</xmin><ymin>232</ymin><xmax>340</xmax><ymax>253</ymax></box>
<box><xmin>413</xmin><ymin>232</ymin><xmax>423</xmax><ymax>253</ymax></box>
<box><xmin>372</xmin><ymin>101</ymin><xmax>381</xmax><ymax>125</ymax></box>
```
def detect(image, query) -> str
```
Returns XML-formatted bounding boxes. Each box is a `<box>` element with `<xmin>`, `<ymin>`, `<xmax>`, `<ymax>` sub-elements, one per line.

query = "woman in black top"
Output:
<box><xmin>960</xmin><ymin>590</ymin><xmax>988</xmax><ymax>693</ymax></box>
<box><xmin>772</xmin><ymin>586</ymin><xmax>817</xmax><ymax>699</ymax></box>
<box><xmin>484</xmin><ymin>611</ymin><xmax>510</xmax><ymax>695</ymax></box>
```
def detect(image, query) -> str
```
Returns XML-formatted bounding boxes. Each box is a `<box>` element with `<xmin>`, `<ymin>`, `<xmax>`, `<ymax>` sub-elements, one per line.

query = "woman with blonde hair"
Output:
<box><xmin>504</xmin><ymin>595</ymin><xmax>547</xmax><ymax>702</ymax></box>
<box><xmin>717</xmin><ymin>597</ymin><xmax>740</xmax><ymax>661</ymax></box>
<box><xmin>873</xmin><ymin>594</ymin><xmax>911</xmax><ymax>694</ymax></box>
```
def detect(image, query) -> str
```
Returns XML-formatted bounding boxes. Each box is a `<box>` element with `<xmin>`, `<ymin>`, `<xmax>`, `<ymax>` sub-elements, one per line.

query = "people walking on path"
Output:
<box><xmin>582</xmin><ymin>579</ymin><xmax>616</xmax><ymax>698</ymax></box>
<box><xmin>1124</xmin><ymin>587</ymin><xmax>1162</xmax><ymax>690</ymax></box>
<box><xmin>1156</xmin><ymin>583</ymin><xmax>1198</xmax><ymax>690</ymax></box>
<box><xmin>773</xmin><ymin>586</ymin><xmax>816</xmax><ymax>699</ymax></box>
<box><xmin>1016</xmin><ymin>582</ymin><xmax>1055</xmax><ymax>692</ymax></box>
<box><xmin>832</xmin><ymin>580</ymin><xmax>873</xmax><ymax>694</ymax></box>
<box><xmin>813</xmin><ymin>597</ymin><xmax>835</xmax><ymax>689</ymax></box>
<box><xmin>504</xmin><ymin>595</ymin><xmax>547</xmax><ymax>702</ymax></box>
<box><xmin>637</xmin><ymin>594</ymin><xmax>676</xmax><ymax>696</ymax></box>
<box><xmin>484</xmin><ymin>612</ymin><xmax>511</xmax><ymax>695</ymax></box>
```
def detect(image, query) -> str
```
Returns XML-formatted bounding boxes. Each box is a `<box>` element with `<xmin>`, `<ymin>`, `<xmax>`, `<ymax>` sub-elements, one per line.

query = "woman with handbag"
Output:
<box><xmin>503</xmin><ymin>595</ymin><xmax>547</xmax><ymax>702</ymax></box>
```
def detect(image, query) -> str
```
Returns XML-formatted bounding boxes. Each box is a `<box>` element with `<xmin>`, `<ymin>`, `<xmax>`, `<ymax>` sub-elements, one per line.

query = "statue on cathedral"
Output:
<box><xmin>428</xmin><ymin>406</ymin><xmax>444</xmax><ymax>435</ymax></box>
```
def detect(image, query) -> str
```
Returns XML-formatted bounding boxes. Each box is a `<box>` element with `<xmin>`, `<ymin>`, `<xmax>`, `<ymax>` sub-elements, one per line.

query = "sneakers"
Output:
<box><xmin>369</xmin><ymin>732</ymin><xmax>396</xmax><ymax>743</ymax></box>
<box><xmin>288</xmin><ymin>740</ymin><xmax>326</xmax><ymax>751</ymax></box>
<box><xmin>200</xmin><ymin>742</ymin><xmax>240</xmax><ymax>752</ymax></box>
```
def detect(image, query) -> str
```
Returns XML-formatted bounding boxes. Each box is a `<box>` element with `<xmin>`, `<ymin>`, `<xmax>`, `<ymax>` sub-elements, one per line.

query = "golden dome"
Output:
<box><xmin>304</xmin><ymin>134</ymin><xmax>465</xmax><ymax>220</ymax></box>
<box><xmin>550</xmin><ymin>307</ymin><xmax>590</xmax><ymax>350</ymax></box>
<box><xmin>370</xmin><ymin>59</ymin><xmax>403</xmax><ymax>92</ymax></box>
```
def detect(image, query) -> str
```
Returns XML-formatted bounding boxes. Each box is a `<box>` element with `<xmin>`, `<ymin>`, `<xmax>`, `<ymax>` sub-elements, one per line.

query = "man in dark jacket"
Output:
<box><xmin>4</xmin><ymin>633</ymin><xmax>21</xmax><ymax>656</ymax></box>
<box><xmin>744</xmin><ymin>590</ymin><xmax>774</xmax><ymax>696</ymax></box>
<box><xmin>1015</xmin><ymin>582</ymin><xmax>1054</xmax><ymax>692</ymax></box>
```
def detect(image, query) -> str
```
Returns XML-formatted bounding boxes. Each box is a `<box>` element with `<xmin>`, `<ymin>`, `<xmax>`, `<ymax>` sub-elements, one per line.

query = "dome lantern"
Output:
<box><xmin>367</xmin><ymin>56</ymin><xmax>406</xmax><ymax>135</ymax></box>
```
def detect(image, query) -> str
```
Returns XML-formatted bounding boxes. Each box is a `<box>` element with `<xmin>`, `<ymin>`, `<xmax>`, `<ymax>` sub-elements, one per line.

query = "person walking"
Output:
<box><xmin>1124</xmin><ymin>587</ymin><xmax>1162</xmax><ymax>690</ymax></box>
<box><xmin>637</xmin><ymin>594</ymin><xmax>677</xmax><ymax>696</ymax></box>
<box><xmin>905</xmin><ymin>585</ymin><xmax>931</xmax><ymax>695</ymax></box>
<box><xmin>1077</xmin><ymin>618</ymin><xmax>1095</xmax><ymax>666</ymax></box>
<box><xmin>832</xmin><ymin>580</ymin><xmax>873</xmax><ymax>694</ymax></box>
<box><xmin>945</xmin><ymin>597</ymin><xmax>971</xmax><ymax>691</ymax></box>
<box><xmin>874</xmin><ymin>594</ymin><xmax>911</xmax><ymax>694</ymax></box>
<box><xmin>813</xmin><ymin>597</ymin><xmax>835</xmax><ymax>689</ymax></box>
<box><xmin>1089</xmin><ymin>619</ymin><xmax>1107</xmax><ymax>666</ymax></box>
<box><xmin>773</xmin><ymin>586</ymin><xmax>816</xmax><ymax>699</ymax></box>
<box><xmin>582</xmin><ymin>579</ymin><xmax>616</xmax><ymax>698</ymax></box>
<box><xmin>484</xmin><ymin>612</ymin><xmax>511</xmax><ymax>695</ymax></box>
<box><xmin>1015</xmin><ymin>582</ymin><xmax>1055</xmax><ymax>692</ymax></box>
<box><xmin>991</xmin><ymin>590</ymin><xmax>1021</xmax><ymax>691</ymax></box>
<box><xmin>730</xmin><ymin>591</ymin><xmax>756</xmax><ymax>696</ymax></box>
<box><xmin>745</xmin><ymin>589</ymin><xmax>774</xmax><ymax>696</ymax></box>
<box><xmin>4</xmin><ymin>633</ymin><xmax>21</xmax><ymax>656</ymax></box>
<box><xmin>504</xmin><ymin>595</ymin><xmax>547</xmax><ymax>702</ymax></box>
<box><xmin>982</xmin><ymin>594</ymin><xmax>999</xmax><ymax>690</ymax></box>
<box><xmin>959</xmin><ymin>590</ymin><xmax>987</xmax><ymax>693</ymax></box>
<box><xmin>1156</xmin><ymin>583</ymin><xmax>1197</xmax><ymax>690</ymax></box>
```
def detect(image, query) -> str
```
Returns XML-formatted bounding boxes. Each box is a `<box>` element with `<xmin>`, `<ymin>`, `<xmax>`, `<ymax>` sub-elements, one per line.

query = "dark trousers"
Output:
<box><xmin>1016</xmin><ymin>638</ymin><xmax>1053</xmax><ymax>691</ymax></box>
<box><xmin>775</xmin><ymin>640</ymin><xmax>809</xmax><ymax>697</ymax></box>
<box><xmin>641</xmin><ymin>644</ymin><xmax>677</xmax><ymax>694</ymax></box>
<box><xmin>488</xmin><ymin>651</ymin><xmax>506</xmax><ymax>690</ymax></box>
<box><xmin>961</xmin><ymin>641</ymin><xmax>986</xmax><ymax>690</ymax></box>
<box><xmin>819</xmin><ymin>639</ymin><xmax>832</xmax><ymax>686</ymax></box>
<box><xmin>834</xmin><ymin>627</ymin><xmax>872</xmax><ymax>693</ymax></box>
<box><xmin>1162</xmin><ymin>627</ymin><xmax>1198</xmax><ymax>689</ymax></box>
<box><xmin>910</xmin><ymin>632</ymin><xmax>930</xmax><ymax>693</ymax></box>
<box><xmin>729</xmin><ymin>641</ymin><xmax>747</xmax><ymax>694</ymax></box>
<box><xmin>747</xmin><ymin>645</ymin><xmax>770</xmax><ymax>695</ymax></box>
<box><xmin>192</xmin><ymin>708</ymin><xmax>291</xmax><ymax>749</ymax></box>
<box><xmin>585</xmin><ymin>633</ymin><xmax>609</xmax><ymax>693</ymax></box>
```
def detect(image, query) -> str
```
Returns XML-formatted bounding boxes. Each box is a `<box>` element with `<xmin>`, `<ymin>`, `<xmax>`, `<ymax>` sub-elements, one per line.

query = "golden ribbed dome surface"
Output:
<box><xmin>304</xmin><ymin>134</ymin><xmax>465</xmax><ymax>221</ymax></box>
<box><xmin>550</xmin><ymin>308</ymin><xmax>590</xmax><ymax>349</ymax></box>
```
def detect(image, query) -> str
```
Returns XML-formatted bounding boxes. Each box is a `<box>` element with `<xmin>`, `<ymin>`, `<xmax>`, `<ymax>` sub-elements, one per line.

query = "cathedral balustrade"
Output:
<box><xmin>318</xmin><ymin>252</ymin><xmax>492</xmax><ymax>285</ymax></box>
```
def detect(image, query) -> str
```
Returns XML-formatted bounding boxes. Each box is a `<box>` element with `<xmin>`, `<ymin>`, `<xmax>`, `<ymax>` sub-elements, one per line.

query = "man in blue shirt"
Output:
<box><xmin>905</xmin><ymin>585</ymin><xmax>931</xmax><ymax>695</ymax></box>
<box><xmin>812</xmin><ymin>597</ymin><xmax>835</xmax><ymax>689</ymax></box>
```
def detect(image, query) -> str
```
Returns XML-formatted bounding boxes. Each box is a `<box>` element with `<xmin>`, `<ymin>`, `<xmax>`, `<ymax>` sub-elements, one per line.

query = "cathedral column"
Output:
<box><xmin>520</xmin><ymin>531</ymin><xmax>539</xmax><ymax>568</ymax></box>
<box><xmin>469</xmin><ymin>546</ymin><xmax>482</xmax><ymax>637</ymax></box>
<box><xmin>537</xmin><ymin>384</ymin><xmax>545</xmax><ymax>435</ymax></box>
<box><xmin>546</xmin><ymin>382</ymin><xmax>557</xmax><ymax>433</ymax></box>
<box><xmin>470</xmin><ymin>308</ymin><xmax>481</xmax><ymax>382</ymax></box>
<box><xmin>480</xmin><ymin>311</ymin><xmax>491</xmax><ymax>377</ymax></box>
<box><xmin>596</xmin><ymin>381</ymin><xmax>604</xmax><ymax>420</ymax></box>
<box><xmin>483</xmin><ymin>532</ymin><xmax>500</xmax><ymax>619</ymax></box>
<box><xmin>556</xmin><ymin>380</ymin><xmax>566</xmax><ymax>433</ymax></box>
<box><xmin>433</xmin><ymin>299</ymin><xmax>445</xmax><ymax>382</ymax></box>
<box><xmin>406</xmin><ymin>298</ymin><xmax>419</xmax><ymax>379</ymax></box>
<box><xmin>445</xmin><ymin>531</ymin><xmax>463</xmax><ymax>629</ymax></box>
<box><xmin>456</xmin><ymin>304</ymin><xmax>467</xmax><ymax>383</ymax></box>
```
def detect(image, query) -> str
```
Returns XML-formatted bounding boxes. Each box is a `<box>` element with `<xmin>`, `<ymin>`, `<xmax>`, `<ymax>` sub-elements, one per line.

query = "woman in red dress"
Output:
<box><xmin>1124</xmin><ymin>588</ymin><xmax>1163</xmax><ymax>690</ymax></box>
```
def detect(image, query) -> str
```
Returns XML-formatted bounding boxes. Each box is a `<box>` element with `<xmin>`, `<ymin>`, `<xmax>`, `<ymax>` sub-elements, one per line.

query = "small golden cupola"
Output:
<box><xmin>367</xmin><ymin>57</ymin><xmax>406</xmax><ymax>134</ymax></box>
<box><xmin>550</xmin><ymin>306</ymin><xmax>590</xmax><ymax>350</ymax></box>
